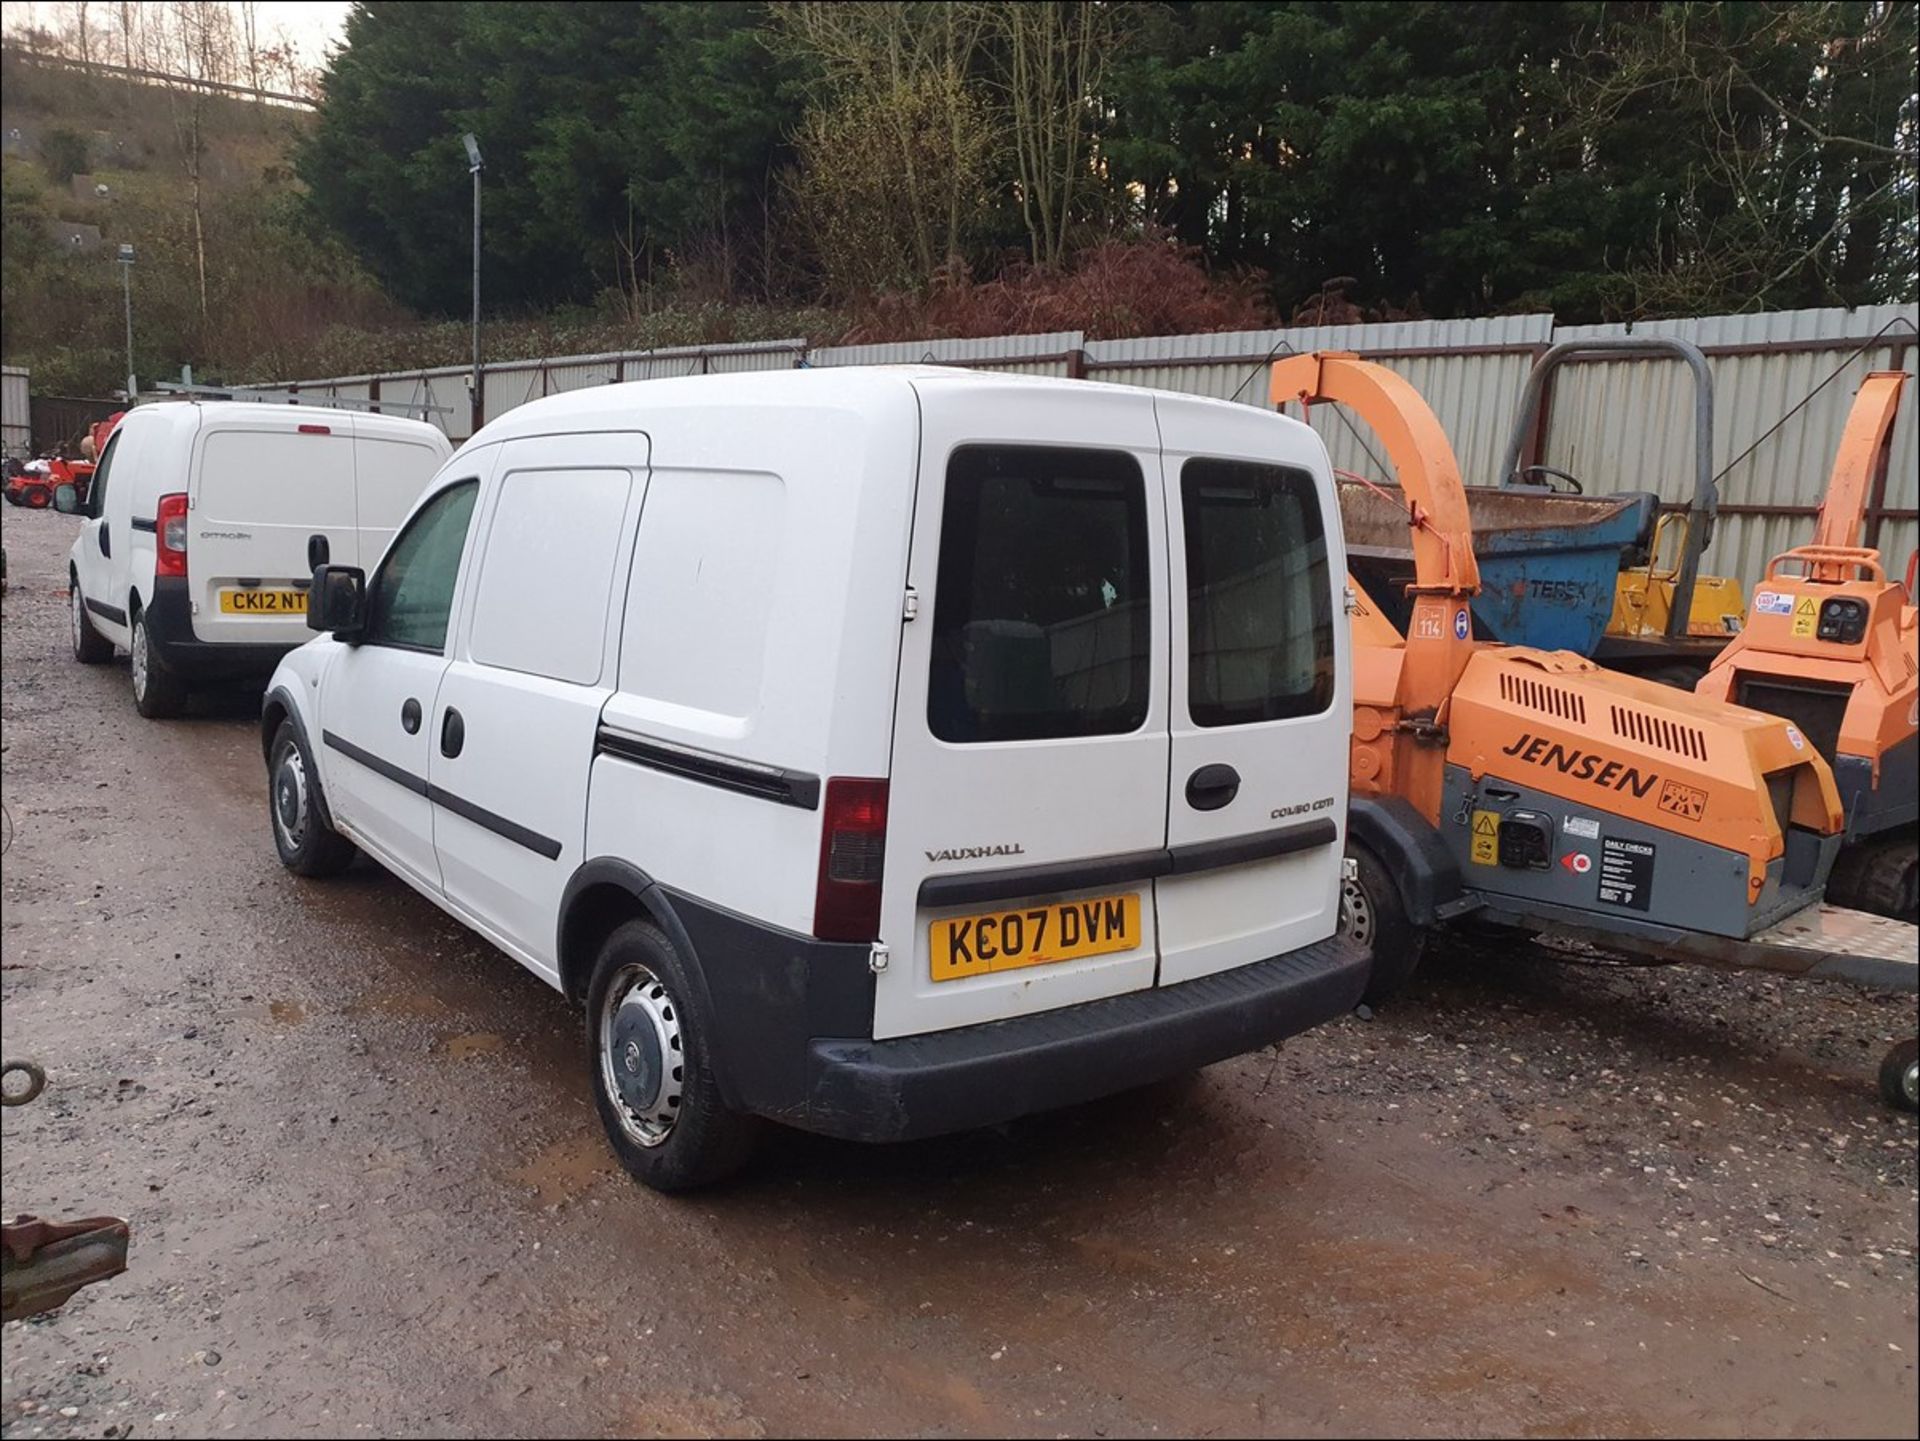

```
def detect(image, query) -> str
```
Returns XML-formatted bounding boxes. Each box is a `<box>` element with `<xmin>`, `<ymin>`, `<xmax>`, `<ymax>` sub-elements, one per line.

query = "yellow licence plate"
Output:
<box><xmin>930</xmin><ymin>892</ymin><xmax>1140</xmax><ymax>982</ymax></box>
<box><xmin>218</xmin><ymin>589</ymin><xmax>307</xmax><ymax>615</ymax></box>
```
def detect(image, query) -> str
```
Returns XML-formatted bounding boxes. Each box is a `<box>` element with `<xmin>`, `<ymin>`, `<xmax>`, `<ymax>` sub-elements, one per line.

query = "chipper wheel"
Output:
<box><xmin>1879</xmin><ymin>1038</ymin><xmax>1919</xmax><ymax>1114</ymax></box>
<box><xmin>1828</xmin><ymin>838</ymin><xmax>1919</xmax><ymax>924</ymax></box>
<box><xmin>1340</xmin><ymin>842</ymin><xmax>1427</xmax><ymax>1006</ymax></box>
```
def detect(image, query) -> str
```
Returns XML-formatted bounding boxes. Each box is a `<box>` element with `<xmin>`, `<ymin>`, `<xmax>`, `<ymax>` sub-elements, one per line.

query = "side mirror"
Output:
<box><xmin>306</xmin><ymin>533</ymin><xmax>330</xmax><ymax>571</ymax></box>
<box><xmin>53</xmin><ymin>484</ymin><xmax>80</xmax><ymax>514</ymax></box>
<box><xmin>308</xmin><ymin>564</ymin><xmax>367</xmax><ymax>640</ymax></box>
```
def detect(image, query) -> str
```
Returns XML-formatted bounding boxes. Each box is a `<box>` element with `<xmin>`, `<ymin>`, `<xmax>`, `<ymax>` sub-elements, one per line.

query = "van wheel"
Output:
<box><xmin>587</xmin><ymin>921</ymin><xmax>758</xmax><ymax>1193</ymax></box>
<box><xmin>1342</xmin><ymin>842</ymin><xmax>1427</xmax><ymax>1005</ymax></box>
<box><xmin>129</xmin><ymin>609</ymin><xmax>188</xmax><ymax>718</ymax></box>
<box><xmin>1879</xmin><ymin>1039</ymin><xmax>1919</xmax><ymax>1113</ymax></box>
<box><xmin>70</xmin><ymin>581</ymin><xmax>112</xmax><ymax>663</ymax></box>
<box><xmin>268</xmin><ymin>720</ymin><xmax>356</xmax><ymax>877</ymax></box>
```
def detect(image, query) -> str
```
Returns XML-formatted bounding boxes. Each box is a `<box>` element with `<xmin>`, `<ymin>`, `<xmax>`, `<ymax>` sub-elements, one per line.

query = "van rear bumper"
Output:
<box><xmin>143</xmin><ymin>577</ymin><xmax>299</xmax><ymax>683</ymax></box>
<box><xmin>798</xmin><ymin>936</ymin><xmax>1369</xmax><ymax>1143</ymax></box>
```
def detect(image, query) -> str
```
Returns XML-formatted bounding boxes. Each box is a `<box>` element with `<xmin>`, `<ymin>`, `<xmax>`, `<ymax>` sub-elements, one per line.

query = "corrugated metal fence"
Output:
<box><xmin>231</xmin><ymin>303</ymin><xmax>1918</xmax><ymax>587</ymax></box>
<box><xmin>1</xmin><ymin>365</ymin><xmax>29</xmax><ymax>461</ymax></box>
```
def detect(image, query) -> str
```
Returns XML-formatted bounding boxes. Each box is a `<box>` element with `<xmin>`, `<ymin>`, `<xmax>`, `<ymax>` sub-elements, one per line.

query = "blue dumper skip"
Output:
<box><xmin>1338</xmin><ymin>480</ymin><xmax>1658</xmax><ymax>653</ymax></box>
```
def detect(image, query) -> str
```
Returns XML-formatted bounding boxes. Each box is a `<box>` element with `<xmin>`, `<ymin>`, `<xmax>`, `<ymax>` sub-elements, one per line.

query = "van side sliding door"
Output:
<box><xmin>428</xmin><ymin>432</ymin><xmax>650</xmax><ymax>983</ymax></box>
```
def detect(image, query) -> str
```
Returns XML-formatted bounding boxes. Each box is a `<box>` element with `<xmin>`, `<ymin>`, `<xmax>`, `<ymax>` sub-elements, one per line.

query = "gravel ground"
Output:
<box><xmin>2</xmin><ymin>507</ymin><xmax>1915</xmax><ymax>1438</ymax></box>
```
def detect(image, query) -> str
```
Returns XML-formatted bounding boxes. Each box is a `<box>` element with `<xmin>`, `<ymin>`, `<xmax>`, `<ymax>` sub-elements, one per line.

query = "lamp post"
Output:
<box><xmin>462</xmin><ymin>133</ymin><xmax>483</xmax><ymax>431</ymax></box>
<box><xmin>116</xmin><ymin>242</ymin><xmax>136</xmax><ymax>402</ymax></box>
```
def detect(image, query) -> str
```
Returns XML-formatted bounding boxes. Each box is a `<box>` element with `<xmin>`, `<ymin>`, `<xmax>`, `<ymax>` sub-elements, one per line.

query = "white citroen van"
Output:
<box><xmin>261</xmin><ymin>367</ymin><xmax>1365</xmax><ymax>1190</ymax></box>
<box><xmin>63</xmin><ymin>401</ymin><xmax>452</xmax><ymax>717</ymax></box>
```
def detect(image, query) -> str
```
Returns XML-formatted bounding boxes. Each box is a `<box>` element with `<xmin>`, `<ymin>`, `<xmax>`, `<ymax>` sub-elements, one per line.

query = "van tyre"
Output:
<box><xmin>70</xmin><ymin>580</ymin><xmax>112</xmax><ymax>663</ymax></box>
<box><xmin>587</xmin><ymin>920</ymin><xmax>758</xmax><ymax>1193</ymax></box>
<box><xmin>1342</xmin><ymin>841</ymin><xmax>1426</xmax><ymax>1005</ymax></box>
<box><xmin>268</xmin><ymin>720</ymin><xmax>356</xmax><ymax>877</ymax></box>
<box><xmin>129</xmin><ymin>608</ymin><xmax>188</xmax><ymax>718</ymax></box>
<box><xmin>1879</xmin><ymin>1038</ymin><xmax>1919</xmax><ymax>1113</ymax></box>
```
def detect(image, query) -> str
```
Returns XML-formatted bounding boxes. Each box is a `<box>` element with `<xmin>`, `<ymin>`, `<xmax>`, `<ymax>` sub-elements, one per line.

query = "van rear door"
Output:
<box><xmin>876</xmin><ymin>384</ymin><xmax>1171</xmax><ymax>1041</ymax></box>
<box><xmin>189</xmin><ymin>416</ymin><xmax>355</xmax><ymax>646</ymax></box>
<box><xmin>352</xmin><ymin>421</ymin><xmax>451</xmax><ymax>566</ymax></box>
<box><xmin>1153</xmin><ymin>398</ymin><xmax>1348</xmax><ymax>985</ymax></box>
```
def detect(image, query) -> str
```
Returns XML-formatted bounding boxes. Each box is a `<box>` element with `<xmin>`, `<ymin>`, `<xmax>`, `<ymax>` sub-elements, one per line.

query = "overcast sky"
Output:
<box><xmin>1</xmin><ymin>1</ymin><xmax>354</xmax><ymax>69</ymax></box>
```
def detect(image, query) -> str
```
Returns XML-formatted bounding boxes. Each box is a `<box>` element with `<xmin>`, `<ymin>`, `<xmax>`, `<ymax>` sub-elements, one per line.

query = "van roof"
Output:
<box><xmin>469</xmin><ymin>365</ymin><xmax>1308</xmax><ymax>448</ymax></box>
<box><xmin>122</xmin><ymin>399</ymin><xmax>448</xmax><ymax>444</ymax></box>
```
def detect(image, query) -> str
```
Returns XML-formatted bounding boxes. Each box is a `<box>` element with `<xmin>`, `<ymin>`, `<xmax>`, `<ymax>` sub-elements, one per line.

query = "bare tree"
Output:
<box><xmin>987</xmin><ymin>1</ymin><xmax>1117</xmax><ymax>268</ymax></box>
<box><xmin>1568</xmin><ymin>0</ymin><xmax>1918</xmax><ymax>313</ymax></box>
<box><xmin>239</xmin><ymin>0</ymin><xmax>260</xmax><ymax>96</ymax></box>
<box><xmin>770</xmin><ymin>0</ymin><xmax>994</xmax><ymax>281</ymax></box>
<box><xmin>153</xmin><ymin>0</ymin><xmax>241</xmax><ymax>326</ymax></box>
<box><xmin>70</xmin><ymin>0</ymin><xmax>92</xmax><ymax>64</ymax></box>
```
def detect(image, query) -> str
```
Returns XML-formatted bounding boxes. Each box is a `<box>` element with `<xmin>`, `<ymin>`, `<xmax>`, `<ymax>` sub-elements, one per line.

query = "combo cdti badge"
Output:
<box><xmin>260</xmin><ymin>367</ymin><xmax>1369</xmax><ymax>1190</ymax></box>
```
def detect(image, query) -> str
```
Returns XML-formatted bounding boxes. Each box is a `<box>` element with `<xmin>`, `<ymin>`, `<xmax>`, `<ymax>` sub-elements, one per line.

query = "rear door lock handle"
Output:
<box><xmin>440</xmin><ymin>707</ymin><xmax>465</xmax><ymax>759</ymax></box>
<box><xmin>1185</xmin><ymin>763</ymin><xmax>1241</xmax><ymax>811</ymax></box>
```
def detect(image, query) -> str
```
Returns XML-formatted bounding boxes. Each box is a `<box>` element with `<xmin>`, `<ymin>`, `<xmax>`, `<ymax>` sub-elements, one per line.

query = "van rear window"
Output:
<box><xmin>1181</xmin><ymin>458</ymin><xmax>1333</xmax><ymax>726</ymax></box>
<box><xmin>929</xmin><ymin>445</ymin><xmax>1149</xmax><ymax>744</ymax></box>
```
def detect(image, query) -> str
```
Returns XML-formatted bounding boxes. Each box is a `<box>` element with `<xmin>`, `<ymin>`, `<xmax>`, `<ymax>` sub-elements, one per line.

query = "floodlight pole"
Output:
<box><xmin>464</xmin><ymin>133</ymin><xmax>483</xmax><ymax>432</ymax></box>
<box><xmin>117</xmin><ymin>243</ymin><xmax>136</xmax><ymax>401</ymax></box>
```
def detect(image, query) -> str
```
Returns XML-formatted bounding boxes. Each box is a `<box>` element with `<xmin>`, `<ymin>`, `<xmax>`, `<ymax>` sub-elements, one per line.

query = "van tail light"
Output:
<box><xmin>297</xmin><ymin>423</ymin><xmax>331</xmax><ymax>435</ymax></box>
<box><xmin>155</xmin><ymin>492</ymin><xmax>188</xmax><ymax>578</ymax></box>
<box><xmin>813</xmin><ymin>777</ymin><xmax>889</xmax><ymax>942</ymax></box>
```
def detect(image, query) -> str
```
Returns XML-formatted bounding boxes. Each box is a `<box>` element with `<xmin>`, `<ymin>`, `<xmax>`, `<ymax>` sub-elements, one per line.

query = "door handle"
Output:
<box><xmin>98</xmin><ymin>525</ymin><xmax>110</xmax><ymax>559</ymax></box>
<box><xmin>440</xmin><ymin>707</ymin><xmax>464</xmax><ymax>758</ymax></box>
<box><xmin>400</xmin><ymin>698</ymin><xmax>421</xmax><ymax>734</ymax></box>
<box><xmin>1185</xmin><ymin>763</ymin><xmax>1241</xmax><ymax>811</ymax></box>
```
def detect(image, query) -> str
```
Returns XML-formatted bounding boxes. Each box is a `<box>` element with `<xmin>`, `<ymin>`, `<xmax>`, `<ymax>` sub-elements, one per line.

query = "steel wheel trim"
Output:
<box><xmin>599</xmin><ymin>963</ymin><xmax>685</xmax><ymax>1148</ymax></box>
<box><xmin>272</xmin><ymin>745</ymin><xmax>310</xmax><ymax>851</ymax></box>
<box><xmin>1340</xmin><ymin>874</ymin><xmax>1376</xmax><ymax>949</ymax></box>
<box><xmin>130</xmin><ymin>620</ymin><xmax>149</xmax><ymax>699</ymax></box>
<box><xmin>1905</xmin><ymin>1058</ymin><xmax>1919</xmax><ymax>1110</ymax></box>
<box><xmin>70</xmin><ymin>587</ymin><xmax>85</xmax><ymax>654</ymax></box>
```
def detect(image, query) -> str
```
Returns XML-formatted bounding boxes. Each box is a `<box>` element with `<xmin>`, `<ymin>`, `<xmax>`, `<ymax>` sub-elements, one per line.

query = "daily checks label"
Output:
<box><xmin>1598</xmin><ymin>836</ymin><xmax>1655</xmax><ymax>911</ymax></box>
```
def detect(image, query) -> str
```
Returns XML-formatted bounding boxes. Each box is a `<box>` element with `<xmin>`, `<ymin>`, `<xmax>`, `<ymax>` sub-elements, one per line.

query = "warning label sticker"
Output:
<box><xmin>1470</xmin><ymin>809</ymin><xmax>1500</xmax><ymax>866</ymax></box>
<box><xmin>1598</xmin><ymin>836</ymin><xmax>1655</xmax><ymax>911</ymax></box>
<box><xmin>1656</xmin><ymin>779</ymin><xmax>1708</xmax><ymax>822</ymax></box>
<box><xmin>1753</xmin><ymin>590</ymin><xmax>1794</xmax><ymax>615</ymax></box>
<box><xmin>1791</xmin><ymin>595</ymin><xmax>1818</xmax><ymax>637</ymax></box>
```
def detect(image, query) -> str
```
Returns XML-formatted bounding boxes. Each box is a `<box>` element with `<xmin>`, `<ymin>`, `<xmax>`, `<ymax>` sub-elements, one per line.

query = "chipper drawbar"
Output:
<box><xmin>1271</xmin><ymin>352</ymin><xmax>1918</xmax><ymax>1111</ymax></box>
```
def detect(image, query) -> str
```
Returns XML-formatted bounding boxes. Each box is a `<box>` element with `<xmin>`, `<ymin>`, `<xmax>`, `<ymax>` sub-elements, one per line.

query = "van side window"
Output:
<box><xmin>929</xmin><ymin>445</ymin><xmax>1150</xmax><ymax>744</ymax></box>
<box><xmin>88</xmin><ymin>431</ymin><xmax>121</xmax><ymax>519</ymax></box>
<box><xmin>1181</xmin><ymin>458</ymin><xmax>1333</xmax><ymax>726</ymax></box>
<box><xmin>364</xmin><ymin>480</ymin><xmax>479</xmax><ymax>653</ymax></box>
<box><xmin>469</xmin><ymin>468</ymin><xmax>633</xmax><ymax>684</ymax></box>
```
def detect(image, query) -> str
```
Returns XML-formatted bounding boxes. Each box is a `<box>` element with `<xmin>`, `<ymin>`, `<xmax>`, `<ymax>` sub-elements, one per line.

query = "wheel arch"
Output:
<box><xmin>1348</xmin><ymin>795</ymin><xmax>1464</xmax><ymax>926</ymax></box>
<box><xmin>557</xmin><ymin>859</ymin><xmax>712</xmax><ymax>1017</ymax></box>
<box><xmin>261</xmin><ymin>683</ymin><xmax>302</xmax><ymax>768</ymax></box>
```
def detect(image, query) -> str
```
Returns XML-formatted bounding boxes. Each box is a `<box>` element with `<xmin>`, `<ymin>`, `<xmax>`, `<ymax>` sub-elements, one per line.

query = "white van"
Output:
<box><xmin>63</xmin><ymin>401</ymin><xmax>452</xmax><ymax>717</ymax></box>
<box><xmin>261</xmin><ymin>368</ymin><xmax>1366</xmax><ymax>1189</ymax></box>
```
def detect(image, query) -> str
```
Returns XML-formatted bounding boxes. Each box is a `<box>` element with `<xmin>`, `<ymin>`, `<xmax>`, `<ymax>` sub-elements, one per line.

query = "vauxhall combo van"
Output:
<box><xmin>64</xmin><ymin>401</ymin><xmax>451</xmax><ymax>717</ymax></box>
<box><xmin>261</xmin><ymin>367</ymin><xmax>1368</xmax><ymax>1189</ymax></box>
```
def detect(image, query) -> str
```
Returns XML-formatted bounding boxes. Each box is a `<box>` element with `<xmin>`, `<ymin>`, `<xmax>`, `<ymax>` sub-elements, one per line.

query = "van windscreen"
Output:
<box><xmin>1181</xmin><ymin>458</ymin><xmax>1333</xmax><ymax>726</ymax></box>
<box><xmin>929</xmin><ymin>445</ymin><xmax>1150</xmax><ymax>744</ymax></box>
